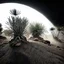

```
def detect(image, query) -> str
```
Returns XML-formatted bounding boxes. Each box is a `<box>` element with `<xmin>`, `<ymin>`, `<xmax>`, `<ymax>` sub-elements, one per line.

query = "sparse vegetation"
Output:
<box><xmin>29</xmin><ymin>23</ymin><xmax>49</xmax><ymax>44</ymax></box>
<box><xmin>7</xmin><ymin>17</ymin><xmax>28</xmax><ymax>39</ymax></box>
<box><xmin>7</xmin><ymin>9</ymin><xmax>28</xmax><ymax>47</ymax></box>
<box><xmin>29</xmin><ymin>23</ymin><xmax>45</xmax><ymax>38</ymax></box>
<box><xmin>0</xmin><ymin>7</ymin><xmax>64</xmax><ymax>64</ymax></box>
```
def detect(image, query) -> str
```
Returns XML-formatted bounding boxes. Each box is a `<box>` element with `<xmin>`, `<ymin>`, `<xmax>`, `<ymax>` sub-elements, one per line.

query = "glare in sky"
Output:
<box><xmin>0</xmin><ymin>3</ymin><xmax>55</xmax><ymax>34</ymax></box>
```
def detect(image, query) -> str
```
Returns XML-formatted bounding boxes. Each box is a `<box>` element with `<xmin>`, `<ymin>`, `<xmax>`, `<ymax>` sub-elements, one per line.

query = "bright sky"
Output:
<box><xmin>0</xmin><ymin>3</ymin><xmax>55</xmax><ymax>34</ymax></box>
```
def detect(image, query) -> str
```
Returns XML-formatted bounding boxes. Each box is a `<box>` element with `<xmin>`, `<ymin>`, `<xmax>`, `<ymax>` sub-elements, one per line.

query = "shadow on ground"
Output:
<box><xmin>0</xmin><ymin>41</ymin><xmax>64</xmax><ymax>64</ymax></box>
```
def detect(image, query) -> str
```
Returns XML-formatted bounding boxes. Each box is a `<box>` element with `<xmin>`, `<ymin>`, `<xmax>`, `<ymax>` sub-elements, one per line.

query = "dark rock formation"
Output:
<box><xmin>0</xmin><ymin>36</ymin><xmax>6</xmax><ymax>39</ymax></box>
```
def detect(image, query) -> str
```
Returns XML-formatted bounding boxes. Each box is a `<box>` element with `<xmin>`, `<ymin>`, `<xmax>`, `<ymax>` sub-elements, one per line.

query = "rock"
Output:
<box><xmin>0</xmin><ymin>36</ymin><xmax>6</xmax><ymax>39</ymax></box>
<box><xmin>0</xmin><ymin>36</ymin><xmax>7</xmax><ymax>43</ymax></box>
<box><xmin>57</xmin><ymin>46</ymin><xmax>60</xmax><ymax>48</ymax></box>
<box><xmin>44</xmin><ymin>40</ymin><xmax>50</xmax><ymax>45</ymax></box>
<box><xmin>33</xmin><ymin>37</ymin><xmax>44</xmax><ymax>42</ymax></box>
<box><xmin>15</xmin><ymin>43</ymin><xmax>21</xmax><ymax>47</ymax></box>
<box><xmin>34</xmin><ymin>38</ymin><xmax>39</xmax><ymax>41</ymax></box>
<box><xmin>38</xmin><ymin>37</ymin><xmax>44</xmax><ymax>42</ymax></box>
<box><xmin>59</xmin><ymin>48</ymin><xmax>61</xmax><ymax>50</ymax></box>
<box><xmin>29</xmin><ymin>37</ymin><xmax>34</xmax><ymax>40</ymax></box>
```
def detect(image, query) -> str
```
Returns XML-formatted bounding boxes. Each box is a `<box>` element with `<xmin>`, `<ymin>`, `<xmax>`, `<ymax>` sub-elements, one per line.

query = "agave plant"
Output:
<box><xmin>6</xmin><ymin>9</ymin><xmax>28</xmax><ymax>47</ymax></box>
<box><xmin>29</xmin><ymin>23</ymin><xmax>45</xmax><ymax>37</ymax></box>
<box><xmin>7</xmin><ymin>16</ymin><xmax>28</xmax><ymax>39</ymax></box>
<box><xmin>7</xmin><ymin>9</ymin><xmax>28</xmax><ymax>38</ymax></box>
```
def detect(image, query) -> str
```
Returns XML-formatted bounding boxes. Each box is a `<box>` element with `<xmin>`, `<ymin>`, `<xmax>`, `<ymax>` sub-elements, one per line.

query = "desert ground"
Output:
<box><xmin>0</xmin><ymin>34</ymin><xmax>64</xmax><ymax>64</ymax></box>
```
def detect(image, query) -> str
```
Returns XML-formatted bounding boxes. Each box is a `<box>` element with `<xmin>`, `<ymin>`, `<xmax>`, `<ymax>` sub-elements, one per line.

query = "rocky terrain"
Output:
<box><xmin>0</xmin><ymin>37</ymin><xmax>64</xmax><ymax>64</ymax></box>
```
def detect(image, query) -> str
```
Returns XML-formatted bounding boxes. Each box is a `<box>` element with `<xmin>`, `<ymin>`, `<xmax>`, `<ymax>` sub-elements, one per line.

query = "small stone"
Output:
<box><xmin>57</xmin><ymin>46</ymin><xmax>60</xmax><ymax>48</ymax></box>
<box><xmin>15</xmin><ymin>43</ymin><xmax>21</xmax><ymax>46</ymax></box>
<box><xmin>34</xmin><ymin>38</ymin><xmax>39</xmax><ymax>41</ymax></box>
<box><xmin>44</xmin><ymin>40</ymin><xmax>50</xmax><ymax>45</ymax></box>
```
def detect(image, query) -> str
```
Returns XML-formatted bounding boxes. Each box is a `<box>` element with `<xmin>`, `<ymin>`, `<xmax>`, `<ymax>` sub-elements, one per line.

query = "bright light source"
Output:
<box><xmin>0</xmin><ymin>3</ymin><xmax>55</xmax><ymax>34</ymax></box>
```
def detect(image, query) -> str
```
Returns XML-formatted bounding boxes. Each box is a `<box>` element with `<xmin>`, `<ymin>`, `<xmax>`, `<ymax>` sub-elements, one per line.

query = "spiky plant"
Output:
<box><xmin>29</xmin><ymin>23</ymin><xmax>45</xmax><ymax>37</ymax></box>
<box><xmin>7</xmin><ymin>9</ymin><xmax>28</xmax><ymax>38</ymax></box>
<box><xmin>10</xmin><ymin>9</ymin><xmax>20</xmax><ymax>16</ymax></box>
<box><xmin>6</xmin><ymin>9</ymin><xmax>28</xmax><ymax>47</ymax></box>
<box><xmin>7</xmin><ymin>17</ymin><xmax>28</xmax><ymax>38</ymax></box>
